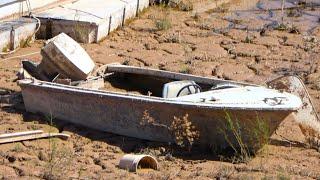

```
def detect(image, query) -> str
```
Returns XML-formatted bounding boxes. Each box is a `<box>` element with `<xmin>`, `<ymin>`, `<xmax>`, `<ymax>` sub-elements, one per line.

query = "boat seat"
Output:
<box><xmin>162</xmin><ymin>80</ymin><xmax>201</xmax><ymax>98</ymax></box>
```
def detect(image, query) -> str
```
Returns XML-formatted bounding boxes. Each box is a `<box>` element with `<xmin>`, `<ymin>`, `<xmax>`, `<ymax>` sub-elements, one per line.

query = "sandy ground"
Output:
<box><xmin>0</xmin><ymin>0</ymin><xmax>320</xmax><ymax>179</ymax></box>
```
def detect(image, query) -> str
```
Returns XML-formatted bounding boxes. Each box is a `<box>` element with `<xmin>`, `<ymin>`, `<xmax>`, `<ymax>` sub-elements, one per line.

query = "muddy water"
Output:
<box><xmin>222</xmin><ymin>0</ymin><xmax>320</xmax><ymax>33</ymax></box>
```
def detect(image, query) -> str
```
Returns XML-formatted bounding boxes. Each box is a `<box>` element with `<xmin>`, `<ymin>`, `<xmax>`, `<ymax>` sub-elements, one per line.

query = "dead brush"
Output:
<box><xmin>140</xmin><ymin>110</ymin><xmax>199</xmax><ymax>150</ymax></box>
<box><xmin>167</xmin><ymin>0</ymin><xmax>193</xmax><ymax>11</ymax></box>
<box><xmin>179</xmin><ymin>65</ymin><xmax>192</xmax><ymax>74</ymax></box>
<box><xmin>171</xmin><ymin>114</ymin><xmax>199</xmax><ymax>149</ymax></box>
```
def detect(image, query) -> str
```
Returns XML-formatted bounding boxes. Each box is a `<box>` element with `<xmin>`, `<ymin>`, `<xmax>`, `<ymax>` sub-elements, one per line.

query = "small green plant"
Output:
<box><xmin>19</xmin><ymin>36</ymin><xmax>33</xmax><ymax>48</ymax></box>
<box><xmin>219</xmin><ymin>111</ymin><xmax>271</xmax><ymax>162</ymax></box>
<box><xmin>192</xmin><ymin>13</ymin><xmax>200</xmax><ymax>21</ymax></box>
<box><xmin>274</xmin><ymin>23</ymin><xmax>288</xmax><ymax>31</ymax></box>
<box><xmin>155</xmin><ymin>18</ymin><xmax>172</xmax><ymax>31</ymax></box>
<box><xmin>244</xmin><ymin>36</ymin><xmax>253</xmax><ymax>44</ymax></box>
<box><xmin>277</xmin><ymin>172</ymin><xmax>290</xmax><ymax>180</ymax></box>
<box><xmin>220</xmin><ymin>112</ymin><xmax>251</xmax><ymax>162</ymax></box>
<box><xmin>286</xmin><ymin>9</ymin><xmax>302</xmax><ymax>17</ymax></box>
<box><xmin>2</xmin><ymin>44</ymin><xmax>9</xmax><ymax>53</ymax></box>
<box><xmin>179</xmin><ymin>65</ymin><xmax>192</xmax><ymax>74</ymax></box>
<box><xmin>155</xmin><ymin>6</ymin><xmax>172</xmax><ymax>31</ymax></box>
<box><xmin>12</xmin><ymin>143</ymin><xmax>24</xmax><ymax>152</ymax></box>
<box><xmin>42</xmin><ymin>115</ymin><xmax>74</xmax><ymax>180</ymax></box>
<box><xmin>274</xmin><ymin>23</ymin><xmax>300</xmax><ymax>34</ymax></box>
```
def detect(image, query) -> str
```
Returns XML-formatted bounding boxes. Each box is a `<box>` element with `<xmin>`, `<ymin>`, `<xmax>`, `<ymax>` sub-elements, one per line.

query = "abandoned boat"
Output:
<box><xmin>18</xmin><ymin>63</ymin><xmax>303</xmax><ymax>150</ymax></box>
<box><xmin>17</xmin><ymin>33</ymin><xmax>306</xmax><ymax>150</ymax></box>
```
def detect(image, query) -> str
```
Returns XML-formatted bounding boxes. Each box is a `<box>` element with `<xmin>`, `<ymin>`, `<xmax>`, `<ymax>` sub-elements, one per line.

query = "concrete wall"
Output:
<box><xmin>0</xmin><ymin>17</ymin><xmax>37</xmax><ymax>53</ymax></box>
<box><xmin>0</xmin><ymin>0</ymin><xmax>61</xmax><ymax>20</ymax></box>
<box><xmin>35</xmin><ymin>0</ymin><xmax>149</xmax><ymax>43</ymax></box>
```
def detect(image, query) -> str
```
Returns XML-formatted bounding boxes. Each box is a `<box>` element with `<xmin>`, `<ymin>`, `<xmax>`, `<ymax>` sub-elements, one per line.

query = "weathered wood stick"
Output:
<box><xmin>0</xmin><ymin>131</ymin><xmax>70</xmax><ymax>144</ymax></box>
<box><xmin>0</xmin><ymin>130</ymin><xmax>43</xmax><ymax>139</ymax></box>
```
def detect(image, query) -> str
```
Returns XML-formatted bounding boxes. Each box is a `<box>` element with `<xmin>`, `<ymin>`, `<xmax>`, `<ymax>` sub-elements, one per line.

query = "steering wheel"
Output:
<box><xmin>176</xmin><ymin>84</ymin><xmax>202</xmax><ymax>97</ymax></box>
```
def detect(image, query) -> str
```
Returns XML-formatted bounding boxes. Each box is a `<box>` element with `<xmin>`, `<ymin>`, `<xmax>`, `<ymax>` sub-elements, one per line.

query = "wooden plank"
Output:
<box><xmin>0</xmin><ymin>131</ymin><xmax>70</xmax><ymax>144</ymax></box>
<box><xmin>0</xmin><ymin>130</ymin><xmax>43</xmax><ymax>139</ymax></box>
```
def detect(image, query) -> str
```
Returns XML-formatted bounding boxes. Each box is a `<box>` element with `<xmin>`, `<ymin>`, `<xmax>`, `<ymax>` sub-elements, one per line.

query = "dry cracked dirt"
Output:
<box><xmin>0</xmin><ymin>0</ymin><xmax>320</xmax><ymax>179</ymax></box>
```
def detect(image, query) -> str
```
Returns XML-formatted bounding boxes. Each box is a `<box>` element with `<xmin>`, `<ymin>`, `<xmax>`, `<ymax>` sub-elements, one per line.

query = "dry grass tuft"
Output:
<box><xmin>219</xmin><ymin>112</ymin><xmax>270</xmax><ymax>163</ymax></box>
<box><xmin>168</xmin><ymin>0</ymin><xmax>193</xmax><ymax>11</ymax></box>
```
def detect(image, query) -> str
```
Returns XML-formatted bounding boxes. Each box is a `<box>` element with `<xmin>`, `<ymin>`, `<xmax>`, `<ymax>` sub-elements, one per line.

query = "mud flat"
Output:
<box><xmin>0</xmin><ymin>0</ymin><xmax>320</xmax><ymax>179</ymax></box>
<box><xmin>34</xmin><ymin>0</ymin><xmax>149</xmax><ymax>43</ymax></box>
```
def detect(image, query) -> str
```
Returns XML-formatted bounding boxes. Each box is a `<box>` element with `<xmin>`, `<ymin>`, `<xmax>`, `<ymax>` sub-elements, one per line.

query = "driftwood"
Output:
<box><xmin>0</xmin><ymin>130</ymin><xmax>70</xmax><ymax>144</ymax></box>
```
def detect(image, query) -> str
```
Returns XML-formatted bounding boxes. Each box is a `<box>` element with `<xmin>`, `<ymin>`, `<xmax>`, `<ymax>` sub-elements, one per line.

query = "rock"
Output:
<box><xmin>6</xmin><ymin>152</ymin><xmax>37</xmax><ymax>162</ymax></box>
<box><xmin>6</xmin><ymin>155</ymin><xmax>16</xmax><ymax>163</ymax></box>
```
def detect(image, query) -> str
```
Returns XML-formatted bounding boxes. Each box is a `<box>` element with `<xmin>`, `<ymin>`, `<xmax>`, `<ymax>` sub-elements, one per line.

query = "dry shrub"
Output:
<box><xmin>168</xmin><ymin>0</ymin><xmax>193</xmax><ymax>11</ymax></box>
<box><xmin>154</xmin><ymin>4</ymin><xmax>172</xmax><ymax>31</ymax></box>
<box><xmin>43</xmin><ymin>139</ymin><xmax>74</xmax><ymax>180</ymax></box>
<box><xmin>179</xmin><ymin>65</ymin><xmax>192</xmax><ymax>74</ymax></box>
<box><xmin>42</xmin><ymin>115</ymin><xmax>74</xmax><ymax>180</ymax></box>
<box><xmin>274</xmin><ymin>23</ymin><xmax>300</xmax><ymax>34</ymax></box>
<box><xmin>171</xmin><ymin>114</ymin><xmax>199</xmax><ymax>148</ymax></box>
<box><xmin>155</xmin><ymin>18</ymin><xmax>172</xmax><ymax>31</ymax></box>
<box><xmin>140</xmin><ymin>110</ymin><xmax>199</xmax><ymax>149</ymax></box>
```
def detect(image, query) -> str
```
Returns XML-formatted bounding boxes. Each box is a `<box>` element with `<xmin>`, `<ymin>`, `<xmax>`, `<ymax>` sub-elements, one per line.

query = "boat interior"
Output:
<box><xmin>103</xmin><ymin>72</ymin><xmax>242</xmax><ymax>99</ymax></box>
